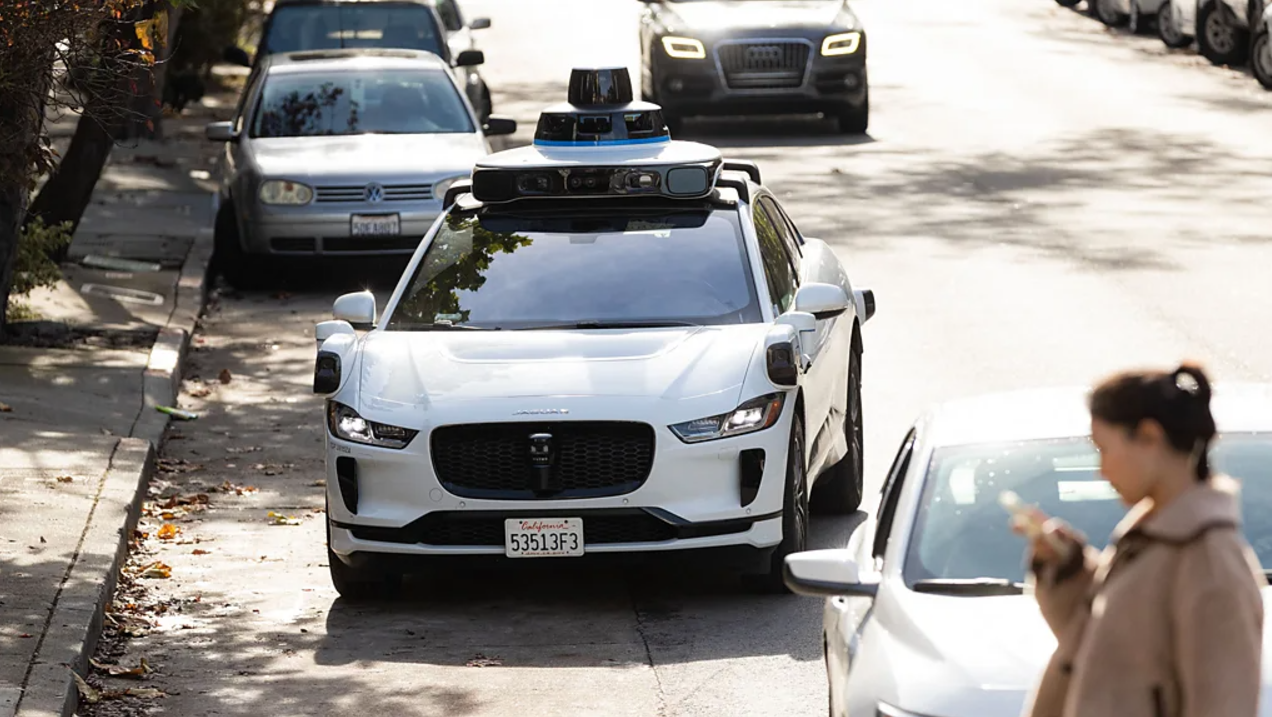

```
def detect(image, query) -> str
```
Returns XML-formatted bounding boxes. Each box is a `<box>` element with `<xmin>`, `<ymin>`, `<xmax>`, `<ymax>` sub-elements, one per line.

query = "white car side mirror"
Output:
<box><xmin>315</xmin><ymin>320</ymin><xmax>356</xmax><ymax>350</ymax></box>
<box><xmin>333</xmin><ymin>291</ymin><xmax>377</xmax><ymax>330</ymax></box>
<box><xmin>783</xmin><ymin>549</ymin><xmax>879</xmax><ymax>598</ymax></box>
<box><xmin>205</xmin><ymin>121</ymin><xmax>238</xmax><ymax>142</ymax></box>
<box><xmin>794</xmin><ymin>282</ymin><xmax>851</xmax><ymax>320</ymax></box>
<box><xmin>853</xmin><ymin>288</ymin><xmax>876</xmax><ymax>324</ymax></box>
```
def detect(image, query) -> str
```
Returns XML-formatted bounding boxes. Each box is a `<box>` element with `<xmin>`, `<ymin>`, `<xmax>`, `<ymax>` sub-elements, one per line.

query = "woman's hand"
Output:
<box><xmin>1010</xmin><ymin>506</ymin><xmax>1081</xmax><ymax>565</ymax></box>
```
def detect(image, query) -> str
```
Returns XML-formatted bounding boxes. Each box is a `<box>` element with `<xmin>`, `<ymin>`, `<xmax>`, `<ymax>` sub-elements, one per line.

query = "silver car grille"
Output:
<box><xmin>314</xmin><ymin>183</ymin><xmax>434</xmax><ymax>203</ymax></box>
<box><xmin>715</xmin><ymin>41</ymin><xmax>812</xmax><ymax>91</ymax></box>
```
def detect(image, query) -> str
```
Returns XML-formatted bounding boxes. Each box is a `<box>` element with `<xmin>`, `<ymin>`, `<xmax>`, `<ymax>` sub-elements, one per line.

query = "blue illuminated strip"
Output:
<box><xmin>533</xmin><ymin>136</ymin><xmax>671</xmax><ymax>147</ymax></box>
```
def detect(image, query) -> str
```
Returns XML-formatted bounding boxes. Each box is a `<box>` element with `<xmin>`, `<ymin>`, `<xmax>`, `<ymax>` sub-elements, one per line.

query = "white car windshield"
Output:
<box><xmin>903</xmin><ymin>434</ymin><xmax>1272</xmax><ymax>586</ymax></box>
<box><xmin>385</xmin><ymin>206</ymin><xmax>763</xmax><ymax>330</ymax></box>
<box><xmin>261</xmin><ymin>4</ymin><xmax>445</xmax><ymax>57</ymax></box>
<box><xmin>251</xmin><ymin>70</ymin><xmax>474</xmax><ymax>137</ymax></box>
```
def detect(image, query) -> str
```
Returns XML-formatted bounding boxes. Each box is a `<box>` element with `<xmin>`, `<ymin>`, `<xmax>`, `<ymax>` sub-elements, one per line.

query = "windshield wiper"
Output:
<box><xmin>518</xmin><ymin>320</ymin><xmax>702</xmax><ymax>330</ymax></box>
<box><xmin>394</xmin><ymin>323</ymin><xmax>496</xmax><ymax>331</ymax></box>
<box><xmin>911</xmin><ymin>578</ymin><xmax>1026</xmax><ymax>596</ymax></box>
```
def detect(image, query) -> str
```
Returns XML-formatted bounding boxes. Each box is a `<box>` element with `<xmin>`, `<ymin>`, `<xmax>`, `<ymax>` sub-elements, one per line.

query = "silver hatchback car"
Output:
<box><xmin>205</xmin><ymin>48</ymin><xmax>516</xmax><ymax>288</ymax></box>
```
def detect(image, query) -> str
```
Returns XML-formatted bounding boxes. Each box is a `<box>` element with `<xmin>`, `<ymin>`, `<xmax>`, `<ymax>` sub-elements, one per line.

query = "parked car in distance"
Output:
<box><xmin>1251</xmin><ymin>1</ymin><xmax>1272</xmax><ymax>87</ymax></box>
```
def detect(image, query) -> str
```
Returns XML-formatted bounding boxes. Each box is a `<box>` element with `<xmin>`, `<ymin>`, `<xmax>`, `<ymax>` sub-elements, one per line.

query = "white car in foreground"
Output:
<box><xmin>784</xmin><ymin>385</ymin><xmax>1272</xmax><ymax>717</ymax></box>
<box><xmin>312</xmin><ymin>68</ymin><xmax>877</xmax><ymax>599</ymax></box>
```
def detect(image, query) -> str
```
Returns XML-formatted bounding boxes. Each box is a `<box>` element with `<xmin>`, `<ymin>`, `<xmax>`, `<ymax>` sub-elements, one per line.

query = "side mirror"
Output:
<box><xmin>783</xmin><ymin>550</ymin><xmax>879</xmax><ymax>598</ymax></box>
<box><xmin>222</xmin><ymin>46</ymin><xmax>252</xmax><ymax>68</ymax></box>
<box><xmin>794</xmin><ymin>282</ymin><xmax>851</xmax><ymax>320</ymax></box>
<box><xmin>482</xmin><ymin>116</ymin><xmax>517</xmax><ymax>136</ymax></box>
<box><xmin>205</xmin><ymin>121</ymin><xmax>238</xmax><ymax>142</ymax></box>
<box><xmin>469</xmin><ymin>17</ymin><xmax>491</xmax><ymax>29</ymax></box>
<box><xmin>456</xmin><ymin>49</ymin><xmax>485</xmax><ymax>67</ymax></box>
<box><xmin>315</xmin><ymin>319</ymin><xmax>356</xmax><ymax>350</ymax></box>
<box><xmin>333</xmin><ymin>291</ymin><xmax>377</xmax><ymax>330</ymax></box>
<box><xmin>853</xmin><ymin>288</ymin><xmax>876</xmax><ymax>324</ymax></box>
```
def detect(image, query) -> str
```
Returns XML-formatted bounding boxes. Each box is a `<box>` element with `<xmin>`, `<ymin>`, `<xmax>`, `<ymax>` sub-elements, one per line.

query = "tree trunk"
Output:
<box><xmin>130</xmin><ymin>2</ymin><xmax>183</xmax><ymax>140</ymax></box>
<box><xmin>0</xmin><ymin>75</ymin><xmax>48</xmax><ymax>337</ymax></box>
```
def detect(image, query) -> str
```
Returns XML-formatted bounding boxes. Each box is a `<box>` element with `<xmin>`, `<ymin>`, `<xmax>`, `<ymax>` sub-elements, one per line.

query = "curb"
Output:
<box><xmin>14</xmin><ymin>222</ymin><xmax>214</xmax><ymax>717</ymax></box>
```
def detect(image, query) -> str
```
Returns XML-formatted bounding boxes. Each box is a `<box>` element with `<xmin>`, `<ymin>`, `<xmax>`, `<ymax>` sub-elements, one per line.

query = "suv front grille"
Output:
<box><xmin>716</xmin><ymin>41</ymin><xmax>811</xmax><ymax>90</ymax></box>
<box><xmin>315</xmin><ymin>183</ymin><xmax>434</xmax><ymax>203</ymax></box>
<box><xmin>431</xmin><ymin>421</ymin><xmax>655</xmax><ymax>499</ymax></box>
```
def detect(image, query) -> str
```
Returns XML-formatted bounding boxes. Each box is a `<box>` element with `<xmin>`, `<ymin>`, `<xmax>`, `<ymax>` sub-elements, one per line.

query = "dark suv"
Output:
<box><xmin>225</xmin><ymin>0</ymin><xmax>494</xmax><ymax>120</ymax></box>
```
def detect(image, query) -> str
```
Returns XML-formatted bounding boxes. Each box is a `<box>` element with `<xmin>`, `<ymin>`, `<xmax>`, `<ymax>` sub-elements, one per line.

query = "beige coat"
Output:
<box><xmin>1022</xmin><ymin>475</ymin><xmax>1267</xmax><ymax>717</ymax></box>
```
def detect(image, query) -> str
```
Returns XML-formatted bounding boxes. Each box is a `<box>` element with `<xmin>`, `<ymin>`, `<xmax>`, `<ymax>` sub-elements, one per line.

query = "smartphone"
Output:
<box><xmin>999</xmin><ymin>491</ymin><xmax>1071</xmax><ymax>558</ymax></box>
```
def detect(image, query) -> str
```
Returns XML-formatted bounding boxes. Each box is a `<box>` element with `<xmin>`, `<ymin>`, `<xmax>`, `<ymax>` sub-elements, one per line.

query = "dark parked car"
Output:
<box><xmin>637</xmin><ymin>0</ymin><xmax>869</xmax><ymax>134</ymax></box>
<box><xmin>225</xmin><ymin>0</ymin><xmax>494</xmax><ymax>120</ymax></box>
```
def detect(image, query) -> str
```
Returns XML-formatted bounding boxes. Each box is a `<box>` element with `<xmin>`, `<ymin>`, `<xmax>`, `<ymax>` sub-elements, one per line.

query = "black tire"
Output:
<box><xmin>1094</xmin><ymin>0</ymin><xmax>1130</xmax><ymax>26</ymax></box>
<box><xmin>836</xmin><ymin>92</ymin><xmax>869</xmax><ymax>135</ymax></box>
<box><xmin>1056</xmin><ymin>0</ymin><xmax>1082</xmax><ymax>7</ymax></box>
<box><xmin>212</xmin><ymin>201</ymin><xmax>271</xmax><ymax>291</ymax></box>
<box><xmin>812</xmin><ymin>339</ymin><xmax>864</xmax><ymax>515</ymax></box>
<box><xmin>1252</xmin><ymin>31</ymin><xmax>1272</xmax><ymax>87</ymax></box>
<box><xmin>326</xmin><ymin>515</ymin><xmax>403</xmax><ymax>601</ymax></box>
<box><xmin>1198</xmin><ymin>0</ymin><xmax>1250</xmax><ymax>64</ymax></box>
<box><xmin>746</xmin><ymin>413</ymin><xmax>810</xmax><ymax>594</ymax></box>
<box><xmin>1158</xmin><ymin>2</ymin><xmax>1194</xmax><ymax>46</ymax></box>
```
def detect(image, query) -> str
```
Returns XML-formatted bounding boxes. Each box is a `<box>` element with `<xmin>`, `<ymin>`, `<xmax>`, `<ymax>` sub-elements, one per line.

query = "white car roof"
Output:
<box><xmin>920</xmin><ymin>382</ymin><xmax>1272</xmax><ymax>448</ymax></box>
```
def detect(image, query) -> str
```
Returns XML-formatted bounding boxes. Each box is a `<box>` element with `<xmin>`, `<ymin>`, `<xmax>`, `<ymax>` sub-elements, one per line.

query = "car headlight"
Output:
<box><xmin>326</xmin><ymin>402</ymin><xmax>418</xmax><ymax>449</ymax></box>
<box><xmin>432</xmin><ymin>175</ymin><xmax>467</xmax><ymax>201</ymax></box>
<box><xmin>821</xmin><ymin>31</ymin><xmax>862</xmax><ymax>56</ymax></box>
<box><xmin>662</xmin><ymin>36</ymin><xmax>706</xmax><ymax>59</ymax></box>
<box><xmin>669</xmin><ymin>393</ymin><xmax>785</xmax><ymax>444</ymax></box>
<box><xmin>259</xmin><ymin>179</ymin><xmax>313</xmax><ymax>205</ymax></box>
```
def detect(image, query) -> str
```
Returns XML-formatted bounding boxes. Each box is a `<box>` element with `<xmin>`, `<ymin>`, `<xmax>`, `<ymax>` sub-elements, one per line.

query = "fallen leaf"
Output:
<box><xmin>268</xmin><ymin>512</ymin><xmax>302</xmax><ymax>526</ymax></box>
<box><xmin>192</xmin><ymin>549</ymin><xmax>211</xmax><ymax>555</ymax></box>
<box><xmin>123</xmin><ymin>687</ymin><xmax>166</xmax><ymax>699</ymax></box>
<box><xmin>90</xmin><ymin>657</ymin><xmax>152</xmax><ymax>679</ymax></box>
<box><xmin>40</xmin><ymin>536</ymin><xmax>46</xmax><ymax>543</ymax></box>
<box><xmin>139</xmin><ymin>562</ymin><xmax>172</xmax><ymax>579</ymax></box>
<box><xmin>0</xmin><ymin>402</ymin><xmax>12</xmax><ymax>412</ymax></box>
<box><xmin>156</xmin><ymin>524</ymin><xmax>181</xmax><ymax>541</ymax></box>
<box><xmin>218</xmin><ymin>368</ymin><xmax>232</xmax><ymax>384</ymax></box>
<box><xmin>56</xmin><ymin>475</ymin><xmax>74</xmax><ymax>483</ymax></box>
<box><xmin>188</xmin><ymin>385</ymin><xmax>212</xmax><ymax>398</ymax></box>
<box><xmin>310</xmin><ymin>479</ymin><xmax>326</xmax><ymax>487</ymax></box>
<box><xmin>215</xmin><ymin>480</ymin><xmax>258</xmax><ymax>495</ymax></box>
<box><xmin>20</xmin><ymin>633</ymin><xmax>31</xmax><ymax>638</ymax></box>
<box><xmin>71</xmin><ymin>670</ymin><xmax>101</xmax><ymax>703</ymax></box>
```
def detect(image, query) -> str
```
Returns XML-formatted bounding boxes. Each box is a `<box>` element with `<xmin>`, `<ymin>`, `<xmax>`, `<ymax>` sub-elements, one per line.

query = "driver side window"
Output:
<box><xmin>872</xmin><ymin>429</ymin><xmax>917</xmax><ymax>562</ymax></box>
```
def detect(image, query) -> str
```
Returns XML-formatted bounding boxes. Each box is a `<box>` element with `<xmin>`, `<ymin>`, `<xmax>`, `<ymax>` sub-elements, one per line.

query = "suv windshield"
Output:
<box><xmin>903</xmin><ymin>434</ymin><xmax>1272</xmax><ymax>587</ymax></box>
<box><xmin>385</xmin><ymin>206</ymin><xmax>762</xmax><ymax>330</ymax></box>
<box><xmin>252</xmin><ymin>69</ymin><xmax>473</xmax><ymax>137</ymax></box>
<box><xmin>261</xmin><ymin>4</ymin><xmax>445</xmax><ymax>57</ymax></box>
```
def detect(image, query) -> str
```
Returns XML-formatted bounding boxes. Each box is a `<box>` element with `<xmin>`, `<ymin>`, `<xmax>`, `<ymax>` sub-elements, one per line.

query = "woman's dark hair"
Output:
<box><xmin>1088</xmin><ymin>362</ymin><xmax>1218</xmax><ymax>481</ymax></box>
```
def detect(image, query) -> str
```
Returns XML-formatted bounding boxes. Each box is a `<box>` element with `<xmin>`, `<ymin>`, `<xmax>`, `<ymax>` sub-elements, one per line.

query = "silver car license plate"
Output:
<box><xmin>350</xmin><ymin>214</ymin><xmax>400</xmax><ymax>236</ymax></box>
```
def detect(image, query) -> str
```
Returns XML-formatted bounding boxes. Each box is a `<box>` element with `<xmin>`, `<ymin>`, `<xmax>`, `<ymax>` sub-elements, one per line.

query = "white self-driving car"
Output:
<box><xmin>783</xmin><ymin>385</ymin><xmax>1272</xmax><ymax>717</ymax></box>
<box><xmin>312</xmin><ymin>68</ymin><xmax>877</xmax><ymax>599</ymax></box>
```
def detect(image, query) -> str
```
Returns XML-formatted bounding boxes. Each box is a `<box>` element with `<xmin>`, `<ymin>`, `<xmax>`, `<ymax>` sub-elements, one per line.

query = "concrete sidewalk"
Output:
<box><xmin>0</xmin><ymin>90</ymin><xmax>231</xmax><ymax>717</ymax></box>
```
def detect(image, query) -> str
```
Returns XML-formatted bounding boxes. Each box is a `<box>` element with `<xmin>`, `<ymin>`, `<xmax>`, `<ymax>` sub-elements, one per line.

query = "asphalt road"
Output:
<box><xmin>83</xmin><ymin>0</ymin><xmax>1272</xmax><ymax>715</ymax></box>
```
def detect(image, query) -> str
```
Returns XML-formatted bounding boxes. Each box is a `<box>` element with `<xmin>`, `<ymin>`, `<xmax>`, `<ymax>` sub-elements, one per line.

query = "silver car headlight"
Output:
<box><xmin>326</xmin><ymin>402</ymin><xmax>418</xmax><ymax>449</ymax></box>
<box><xmin>669</xmin><ymin>393</ymin><xmax>785</xmax><ymax>444</ymax></box>
<box><xmin>259</xmin><ymin>179</ymin><xmax>314</xmax><ymax>205</ymax></box>
<box><xmin>432</xmin><ymin>175</ymin><xmax>468</xmax><ymax>201</ymax></box>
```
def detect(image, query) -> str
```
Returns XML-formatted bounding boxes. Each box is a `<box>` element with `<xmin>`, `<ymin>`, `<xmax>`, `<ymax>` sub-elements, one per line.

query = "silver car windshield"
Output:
<box><xmin>902</xmin><ymin>434</ymin><xmax>1272</xmax><ymax>586</ymax></box>
<box><xmin>251</xmin><ymin>70</ymin><xmax>474</xmax><ymax>138</ymax></box>
<box><xmin>384</xmin><ymin>206</ymin><xmax>763</xmax><ymax>330</ymax></box>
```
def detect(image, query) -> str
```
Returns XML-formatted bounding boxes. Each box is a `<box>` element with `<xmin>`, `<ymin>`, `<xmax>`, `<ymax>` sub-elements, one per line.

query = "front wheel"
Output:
<box><xmin>836</xmin><ymin>93</ymin><xmax>869</xmax><ymax>135</ymax></box>
<box><xmin>212</xmin><ymin>200</ymin><xmax>271</xmax><ymax>290</ymax></box>
<box><xmin>1197</xmin><ymin>1</ymin><xmax>1250</xmax><ymax>64</ymax></box>
<box><xmin>327</xmin><ymin>516</ymin><xmax>403</xmax><ymax>601</ymax></box>
<box><xmin>1094</xmin><ymin>0</ymin><xmax>1130</xmax><ymax>26</ymax></box>
<box><xmin>1158</xmin><ymin>1</ymin><xmax>1194</xmax><ymax>46</ymax></box>
<box><xmin>745</xmin><ymin>414</ymin><xmax>810</xmax><ymax>594</ymax></box>
<box><xmin>812</xmin><ymin>342</ymin><xmax>864</xmax><ymax>515</ymax></box>
<box><xmin>1253</xmin><ymin>31</ymin><xmax>1272</xmax><ymax>87</ymax></box>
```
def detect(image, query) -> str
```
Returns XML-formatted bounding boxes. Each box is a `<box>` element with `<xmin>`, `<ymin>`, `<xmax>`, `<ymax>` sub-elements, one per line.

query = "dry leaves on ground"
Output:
<box><xmin>55</xmin><ymin>475</ymin><xmax>74</xmax><ymax>483</ymax></box>
<box><xmin>156</xmin><ymin>458</ymin><xmax>204</xmax><ymax>474</ymax></box>
<box><xmin>156</xmin><ymin>524</ymin><xmax>182</xmax><ymax>541</ymax></box>
<box><xmin>128</xmin><ymin>561</ymin><xmax>172</xmax><ymax>579</ymax></box>
<box><xmin>218</xmin><ymin>368</ymin><xmax>233</xmax><ymax>384</ymax></box>
<box><xmin>73</xmin><ymin>670</ymin><xmax>168</xmax><ymax>703</ymax></box>
<box><xmin>267</xmin><ymin>512</ymin><xmax>303</xmax><ymax>526</ymax></box>
<box><xmin>90</xmin><ymin>657</ymin><xmax>153</xmax><ymax>680</ymax></box>
<box><xmin>0</xmin><ymin>402</ymin><xmax>12</xmax><ymax>412</ymax></box>
<box><xmin>466</xmin><ymin>654</ymin><xmax>503</xmax><ymax>667</ymax></box>
<box><xmin>225</xmin><ymin>445</ymin><xmax>262</xmax><ymax>454</ymax></box>
<box><xmin>213</xmin><ymin>480</ymin><xmax>258</xmax><ymax>495</ymax></box>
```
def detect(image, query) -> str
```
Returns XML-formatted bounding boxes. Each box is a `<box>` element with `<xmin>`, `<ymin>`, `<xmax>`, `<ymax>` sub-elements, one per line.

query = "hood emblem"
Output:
<box><xmin>513</xmin><ymin>408</ymin><xmax>569</xmax><ymax>415</ymax></box>
<box><xmin>363</xmin><ymin>183</ymin><xmax>384</xmax><ymax>203</ymax></box>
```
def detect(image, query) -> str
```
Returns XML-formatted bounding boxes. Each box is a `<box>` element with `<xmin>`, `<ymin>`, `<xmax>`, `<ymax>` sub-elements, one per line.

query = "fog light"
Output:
<box><xmin>669</xmin><ymin>78</ymin><xmax>685</xmax><ymax>92</ymax></box>
<box><xmin>844</xmin><ymin>74</ymin><xmax>860</xmax><ymax>89</ymax></box>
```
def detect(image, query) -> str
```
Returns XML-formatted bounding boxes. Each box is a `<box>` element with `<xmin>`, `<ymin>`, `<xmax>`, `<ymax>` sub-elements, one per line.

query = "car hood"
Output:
<box><xmin>353</xmin><ymin>325</ymin><xmax>769</xmax><ymax>410</ymax></box>
<box><xmin>249</xmin><ymin>133</ymin><xmax>487</xmax><ymax>182</ymax></box>
<box><xmin>875</xmin><ymin>588</ymin><xmax>1272</xmax><ymax>717</ymax></box>
<box><xmin>666</xmin><ymin>0</ymin><xmax>847</xmax><ymax>31</ymax></box>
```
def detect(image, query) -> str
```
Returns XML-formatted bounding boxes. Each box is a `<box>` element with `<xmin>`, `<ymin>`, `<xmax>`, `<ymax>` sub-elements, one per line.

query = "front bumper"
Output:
<box><xmin>324</xmin><ymin>399</ymin><xmax>794</xmax><ymax>562</ymax></box>
<box><xmin>240</xmin><ymin>202</ymin><xmax>441</xmax><ymax>257</ymax></box>
<box><xmin>651</xmin><ymin>34</ymin><xmax>867</xmax><ymax>117</ymax></box>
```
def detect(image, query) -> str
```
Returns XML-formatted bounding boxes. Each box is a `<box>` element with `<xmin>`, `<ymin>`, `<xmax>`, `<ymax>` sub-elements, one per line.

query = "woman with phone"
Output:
<box><xmin>1014</xmin><ymin>362</ymin><xmax>1265</xmax><ymax>717</ymax></box>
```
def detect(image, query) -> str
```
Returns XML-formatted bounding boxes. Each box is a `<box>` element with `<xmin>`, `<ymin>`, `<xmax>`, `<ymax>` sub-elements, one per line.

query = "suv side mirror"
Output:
<box><xmin>483</xmin><ymin>116</ymin><xmax>517</xmax><ymax>136</ymax></box>
<box><xmin>456</xmin><ymin>50</ymin><xmax>485</xmax><ymax>67</ymax></box>
<box><xmin>222</xmin><ymin>46</ymin><xmax>252</xmax><ymax>67</ymax></box>
<box><xmin>794</xmin><ymin>282</ymin><xmax>851</xmax><ymax>320</ymax></box>
<box><xmin>784</xmin><ymin>550</ymin><xmax>879</xmax><ymax>598</ymax></box>
<box><xmin>333</xmin><ymin>291</ymin><xmax>377</xmax><ymax>330</ymax></box>
<box><xmin>205</xmin><ymin>121</ymin><xmax>238</xmax><ymax>142</ymax></box>
<box><xmin>469</xmin><ymin>17</ymin><xmax>491</xmax><ymax>29</ymax></box>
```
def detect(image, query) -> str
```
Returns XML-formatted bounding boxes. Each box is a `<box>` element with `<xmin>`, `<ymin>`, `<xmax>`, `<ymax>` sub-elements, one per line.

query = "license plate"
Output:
<box><xmin>504</xmin><ymin>518</ymin><xmax>584</xmax><ymax>558</ymax></box>
<box><xmin>350</xmin><ymin>214</ymin><xmax>400</xmax><ymax>236</ymax></box>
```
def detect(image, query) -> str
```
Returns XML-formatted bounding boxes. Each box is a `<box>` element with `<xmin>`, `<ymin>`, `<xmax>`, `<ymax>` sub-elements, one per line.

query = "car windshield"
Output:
<box><xmin>251</xmin><ymin>69</ymin><xmax>473</xmax><ymax>138</ymax></box>
<box><xmin>384</xmin><ymin>206</ymin><xmax>763</xmax><ymax>330</ymax></box>
<box><xmin>261</xmin><ymin>4</ymin><xmax>445</xmax><ymax>57</ymax></box>
<box><xmin>903</xmin><ymin>433</ymin><xmax>1272</xmax><ymax>586</ymax></box>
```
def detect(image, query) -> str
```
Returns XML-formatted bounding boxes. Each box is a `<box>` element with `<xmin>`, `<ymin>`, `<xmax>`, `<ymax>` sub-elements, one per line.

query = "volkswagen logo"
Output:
<box><xmin>363</xmin><ymin>183</ymin><xmax>384</xmax><ymax>203</ymax></box>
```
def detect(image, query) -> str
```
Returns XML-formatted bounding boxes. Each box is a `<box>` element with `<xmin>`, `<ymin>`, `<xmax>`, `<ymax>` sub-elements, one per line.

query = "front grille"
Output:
<box><xmin>350</xmin><ymin>512</ymin><xmax>678</xmax><ymax>546</ymax></box>
<box><xmin>323</xmin><ymin>237</ymin><xmax>420</xmax><ymax>252</ymax></box>
<box><xmin>716</xmin><ymin>41</ymin><xmax>811</xmax><ymax>90</ymax></box>
<box><xmin>315</xmin><ymin>183</ymin><xmax>434</xmax><ymax>203</ymax></box>
<box><xmin>431</xmin><ymin>421</ymin><xmax>655</xmax><ymax>499</ymax></box>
